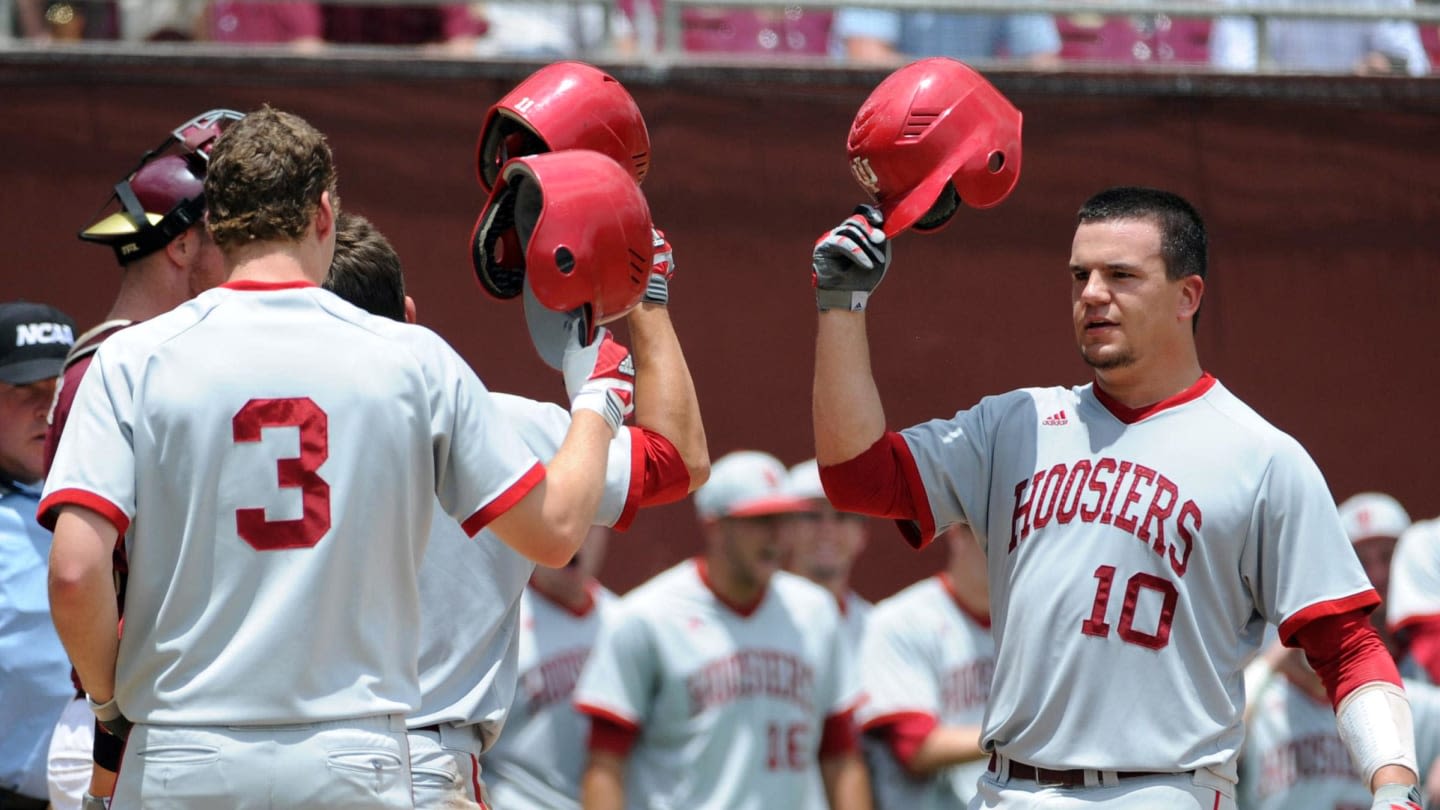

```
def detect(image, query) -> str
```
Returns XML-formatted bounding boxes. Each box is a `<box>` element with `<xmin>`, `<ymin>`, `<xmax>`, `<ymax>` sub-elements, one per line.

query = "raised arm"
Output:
<box><xmin>812</xmin><ymin>207</ymin><xmax>892</xmax><ymax>466</ymax></box>
<box><xmin>489</xmin><ymin>329</ymin><xmax>635</xmax><ymax>567</ymax></box>
<box><xmin>626</xmin><ymin>228</ymin><xmax>709</xmax><ymax>492</ymax></box>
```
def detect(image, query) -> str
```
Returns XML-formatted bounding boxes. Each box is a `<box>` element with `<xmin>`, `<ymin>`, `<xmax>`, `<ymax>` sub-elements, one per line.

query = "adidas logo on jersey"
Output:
<box><xmin>1042</xmin><ymin>410</ymin><xmax>1068</xmax><ymax>426</ymax></box>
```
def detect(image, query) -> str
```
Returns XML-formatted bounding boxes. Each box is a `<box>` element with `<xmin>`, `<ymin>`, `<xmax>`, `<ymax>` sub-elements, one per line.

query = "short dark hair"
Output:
<box><xmin>323</xmin><ymin>212</ymin><xmax>406</xmax><ymax>322</ymax></box>
<box><xmin>1076</xmin><ymin>187</ymin><xmax>1207</xmax><ymax>282</ymax></box>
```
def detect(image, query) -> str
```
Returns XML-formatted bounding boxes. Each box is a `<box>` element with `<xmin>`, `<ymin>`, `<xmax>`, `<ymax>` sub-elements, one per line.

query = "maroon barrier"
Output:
<box><xmin>3</xmin><ymin>55</ymin><xmax>1438</xmax><ymax>598</ymax></box>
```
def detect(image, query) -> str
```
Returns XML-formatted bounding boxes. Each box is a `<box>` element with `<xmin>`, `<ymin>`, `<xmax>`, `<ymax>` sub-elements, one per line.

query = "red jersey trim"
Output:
<box><xmin>939</xmin><ymin>573</ymin><xmax>991</xmax><ymax>629</ymax></box>
<box><xmin>37</xmin><ymin>488</ymin><xmax>130</xmax><ymax>536</ymax></box>
<box><xmin>221</xmin><ymin>280</ymin><xmax>318</xmax><ymax>291</ymax></box>
<box><xmin>614</xmin><ymin>427</ymin><xmax>646</xmax><ymax>532</ymax></box>
<box><xmin>1277</xmin><ymin>590</ymin><xmax>1381</xmax><ymax>645</ymax></box>
<box><xmin>530</xmin><ymin>578</ymin><xmax>598</xmax><ymax>618</ymax></box>
<box><xmin>1092</xmin><ymin>372</ymin><xmax>1217</xmax><ymax>425</ymax></box>
<box><xmin>891</xmin><ymin>436</ymin><xmax>936</xmax><ymax>549</ymax></box>
<box><xmin>1389</xmin><ymin>612</ymin><xmax>1440</xmax><ymax>635</ymax></box>
<box><xmin>695</xmin><ymin>557</ymin><xmax>767</xmax><ymax>618</ymax></box>
<box><xmin>859</xmin><ymin>709</ymin><xmax>938</xmax><ymax>733</ymax></box>
<box><xmin>576</xmin><ymin>701</ymin><xmax>641</xmax><ymax>732</ymax></box>
<box><xmin>461</xmin><ymin>463</ymin><xmax>545</xmax><ymax>537</ymax></box>
<box><xmin>819</xmin><ymin>708</ymin><xmax>859</xmax><ymax>757</ymax></box>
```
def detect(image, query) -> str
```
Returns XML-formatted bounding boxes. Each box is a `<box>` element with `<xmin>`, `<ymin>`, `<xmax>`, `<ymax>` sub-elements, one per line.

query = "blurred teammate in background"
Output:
<box><xmin>782</xmin><ymin>458</ymin><xmax>872</xmax><ymax>646</ymax></box>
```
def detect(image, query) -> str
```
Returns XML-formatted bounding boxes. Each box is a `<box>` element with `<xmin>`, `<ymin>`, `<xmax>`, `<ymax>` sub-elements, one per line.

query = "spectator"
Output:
<box><xmin>0</xmin><ymin>300</ymin><xmax>77</xmax><ymax>810</ymax></box>
<box><xmin>471</xmin><ymin>0</ymin><xmax>611</xmax><ymax>58</ymax></box>
<box><xmin>833</xmin><ymin>8</ymin><xmax>1061</xmax><ymax>66</ymax></box>
<box><xmin>1210</xmin><ymin>0</ymin><xmax>1430</xmax><ymax>75</ymax></box>
<box><xmin>322</xmin><ymin>3</ymin><xmax>484</xmax><ymax>54</ymax></box>
<box><xmin>616</xmin><ymin>0</ymin><xmax>834</xmax><ymax>57</ymax></box>
<box><xmin>202</xmin><ymin>2</ymin><xmax>325</xmax><ymax>51</ymax></box>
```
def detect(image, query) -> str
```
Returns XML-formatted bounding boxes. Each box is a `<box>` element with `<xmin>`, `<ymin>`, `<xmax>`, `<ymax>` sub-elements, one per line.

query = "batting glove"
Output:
<box><xmin>812</xmin><ymin>205</ymin><xmax>891</xmax><ymax>312</ymax></box>
<box><xmin>86</xmin><ymin>695</ymin><xmax>133</xmax><ymax>742</ymax></box>
<box><xmin>643</xmin><ymin>227</ymin><xmax>675</xmax><ymax>307</ymax></box>
<box><xmin>1371</xmin><ymin>783</ymin><xmax>1423</xmax><ymax>810</ymax></box>
<box><xmin>564</xmin><ymin>327</ymin><xmax>635</xmax><ymax>435</ymax></box>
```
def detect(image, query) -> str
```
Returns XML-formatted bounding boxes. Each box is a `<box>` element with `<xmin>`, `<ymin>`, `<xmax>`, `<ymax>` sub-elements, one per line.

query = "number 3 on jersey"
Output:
<box><xmin>232</xmin><ymin>397</ymin><xmax>332</xmax><ymax>551</ymax></box>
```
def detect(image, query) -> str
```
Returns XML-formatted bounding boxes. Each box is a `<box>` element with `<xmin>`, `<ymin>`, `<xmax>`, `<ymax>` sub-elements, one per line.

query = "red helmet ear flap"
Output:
<box><xmin>846</xmin><ymin>58</ymin><xmax>1023</xmax><ymax>237</ymax></box>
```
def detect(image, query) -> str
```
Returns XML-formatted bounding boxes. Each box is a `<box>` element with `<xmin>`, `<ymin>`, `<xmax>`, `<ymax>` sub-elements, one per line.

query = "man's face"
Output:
<box><xmin>1070</xmin><ymin>219</ymin><xmax>1194</xmax><ymax>377</ymax></box>
<box><xmin>781</xmin><ymin>503</ymin><xmax>867</xmax><ymax>584</ymax></box>
<box><xmin>0</xmin><ymin>378</ymin><xmax>57</xmax><ymax>483</ymax></box>
<box><xmin>718</xmin><ymin>515</ymin><xmax>790</xmax><ymax>592</ymax></box>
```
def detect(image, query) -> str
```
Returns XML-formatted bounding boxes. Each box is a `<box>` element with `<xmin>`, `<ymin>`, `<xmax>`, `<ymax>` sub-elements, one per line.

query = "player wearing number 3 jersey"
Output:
<box><xmin>811</xmin><ymin>185</ymin><xmax>1422</xmax><ymax>810</ymax></box>
<box><xmin>40</xmin><ymin>107</ymin><xmax>629</xmax><ymax>810</ymax></box>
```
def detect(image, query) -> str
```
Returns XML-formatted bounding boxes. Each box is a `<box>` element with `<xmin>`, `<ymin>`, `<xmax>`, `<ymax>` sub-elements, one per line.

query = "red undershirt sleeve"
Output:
<box><xmin>869</xmin><ymin>712</ymin><xmax>939</xmax><ymax>773</ymax></box>
<box><xmin>1293</xmin><ymin>610</ymin><xmax>1403</xmax><ymax>709</ymax></box>
<box><xmin>634</xmin><ymin>427</ymin><xmax>690</xmax><ymax>508</ymax></box>
<box><xmin>819</xmin><ymin>708</ymin><xmax>859</xmax><ymax>758</ymax></box>
<box><xmin>818</xmin><ymin>432</ymin><xmax>936</xmax><ymax>548</ymax></box>
<box><xmin>587</xmin><ymin>713</ymin><xmax>641</xmax><ymax>758</ymax></box>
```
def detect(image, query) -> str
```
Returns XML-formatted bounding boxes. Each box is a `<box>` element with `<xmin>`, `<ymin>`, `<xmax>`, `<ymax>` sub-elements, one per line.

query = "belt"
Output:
<box><xmin>989</xmin><ymin>754</ymin><xmax>1173</xmax><ymax>788</ymax></box>
<box><xmin>0</xmin><ymin>786</ymin><xmax>51</xmax><ymax>810</ymax></box>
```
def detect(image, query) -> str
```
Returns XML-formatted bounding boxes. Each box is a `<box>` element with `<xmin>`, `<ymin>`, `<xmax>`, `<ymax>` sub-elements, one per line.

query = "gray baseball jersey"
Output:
<box><xmin>1240</xmin><ymin>674</ymin><xmax>1440</xmax><ymax>809</ymax></box>
<box><xmin>574</xmin><ymin>560</ymin><xmax>861</xmax><ymax>810</ymax></box>
<box><xmin>485</xmin><ymin>582</ymin><xmax>618</xmax><ymax>810</ymax></box>
<box><xmin>841</xmin><ymin>589</ymin><xmax>873</xmax><ymax>649</ymax></box>
<box><xmin>411</xmin><ymin>393</ymin><xmax>640</xmax><ymax>746</ymax></box>
<box><xmin>858</xmin><ymin>574</ymin><xmax>993</xmax><ymax>809</ymax></box>
<box><xmin>898</xmin><ymin>375</ymin><xmax>1376</xmax><ymax>780</ymax></box>
<box><xmin>41</xmin><ymin>284</ymin><xmax>542</xmax><ymax>724</ymax></box>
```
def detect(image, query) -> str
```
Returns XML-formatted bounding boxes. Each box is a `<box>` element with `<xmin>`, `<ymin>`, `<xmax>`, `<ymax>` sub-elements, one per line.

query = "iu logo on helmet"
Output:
<box><xmin>850</xmin><ymin>156</ymin><xmax>881</xmax><ymax>196</ymax></box>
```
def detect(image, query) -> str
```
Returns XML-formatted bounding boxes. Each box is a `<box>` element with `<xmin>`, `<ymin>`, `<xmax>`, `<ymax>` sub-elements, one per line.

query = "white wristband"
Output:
<box><xmin>87</xmin><ymin>694</ymin><xmax>121</xmax><ymax>722</ymax></box>
<box><xmin>1335</xmin><ymin>681</ymin><xmax>1418</xmax><ymax>785</ymax></box>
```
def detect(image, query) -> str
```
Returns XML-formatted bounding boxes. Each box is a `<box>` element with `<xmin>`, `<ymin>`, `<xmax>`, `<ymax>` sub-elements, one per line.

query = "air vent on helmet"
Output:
<box><xmin>900</xmin><ymin>110</ymin><xmax>942</xmax><ymax>140</ymax></box>
<box><xmin>631</xmin><ymin>152</ymin><xmax>651</xmax><ymax>183</ymax></box>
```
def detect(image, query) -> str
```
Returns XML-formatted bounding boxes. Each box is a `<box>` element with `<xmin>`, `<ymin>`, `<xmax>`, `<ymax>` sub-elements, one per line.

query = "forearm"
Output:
<box><xmin>814</xmin><ymin>310</ymin><xmax>887</xmax><ymax>465</ymax></box>
<box><xmin>908</xmin><ymin>725</ymin><xmax>986</xmax><ymax>774</ymax></box>
<box><xmin>48</xmin><ymin>508</ymin><xmax>121</xmax><ymax>700</ymax></box>
<box><xmin>493</xmin><ymin>411</ymin><xmax>613</xmax><ymax>567</ymax></box>
<box><xmin>822</xmin><ymin>752</ymin><xmax>873</xmax><ymax>810</ymax></box>
<box><xmin>627</xmin><ymin>303</ymin><xmax>709</xmax><ymax>491</ymax></box>
<box><xmin>580</xmin><ymin>752</ymin><xmax>628</xmax><ymax>810</ymax></box>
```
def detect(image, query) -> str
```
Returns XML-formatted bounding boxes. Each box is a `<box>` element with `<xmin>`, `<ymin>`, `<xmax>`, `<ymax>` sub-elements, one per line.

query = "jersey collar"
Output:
<box><xmin>221</xmin><ymin>280</ymin><xmax>318</xmax><ymax>291</ymax></box>
<box><xmin>695</xmin><ymin>557</ymin><xmax>767</xmax><ymax>618</ymax></box>
<box><xmin>939</xmin><ymin>573</ymin><xmax>991</xmax><ymax>629</ymax></box>
<box><xmin>1092</xmin><ymin>372</ymin><xmax>1217</xmax><ymax>425</ymax></box>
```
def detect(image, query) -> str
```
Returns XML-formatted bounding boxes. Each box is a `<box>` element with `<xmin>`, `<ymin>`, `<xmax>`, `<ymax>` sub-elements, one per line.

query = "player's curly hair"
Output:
<box><xmin>204</xmin><ymin>105</ymin><xmax>339</xmax><ymax>252</ymax></box>
<box><xmin>1076</xmin><ymin>186</ymin><xmax>1207</xmax><ymax>282</ymax></box>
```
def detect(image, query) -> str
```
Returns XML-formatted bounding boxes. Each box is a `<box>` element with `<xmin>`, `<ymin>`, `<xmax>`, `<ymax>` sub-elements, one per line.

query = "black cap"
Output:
<box><xmin>0</xmin><ymin>301</ymin><xmax>76</xmax><ymax>385</ymax></box>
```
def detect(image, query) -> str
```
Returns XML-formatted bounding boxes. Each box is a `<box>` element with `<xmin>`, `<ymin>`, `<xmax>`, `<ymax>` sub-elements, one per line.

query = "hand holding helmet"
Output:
<box><xmin>812</xmin><ymin>206</ymin><xmax>891</xmax><ymax>312</ymax></box>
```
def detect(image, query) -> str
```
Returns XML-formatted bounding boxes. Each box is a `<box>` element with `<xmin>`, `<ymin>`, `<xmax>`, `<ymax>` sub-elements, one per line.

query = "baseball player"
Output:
<box><xmin>44</xmin><ymin>108</ymin><xmax>241</xmax><ymax>810</ymax></box>
<box><xmin>41</xmin><ymin>106</ymin><xmax>635</xmax><ymax>809</ymax></box>
<box><xmin>321</xmin><ymin>209</ymin><xmax>706</xmax><ymax>809</ymax></box>
<box><xmin>808</xmin><ymin>65</ymin><xmax>1422</xmax><ymax>807</ymax></box>
<box><xmin>1240</xmin><ymin>493</ymin><xmax>1440</xmax><ymax>809</ymax></box>
<box><xmin>573</xmin><ymin>450</ymin><xmax>871</xmax><ymax>810</ymax></box>
<box><xmin>858</xmin><ymin>523</ymin><xmax>993</xmax><ymax>810</ymax></box>
<box><xmin>483</xmin><ymin>527</ymin><xmax>619</xmax><ymax>810</ymax></box>
<box><xmin>1387</xmin><ymin>516</ymin><xmax>1440</xmax><ymax>685</ymax></box>
<box><xmin>781</xmin><ymin>459</ymin><xmax>873</xmax><ymax>646</ymax></box>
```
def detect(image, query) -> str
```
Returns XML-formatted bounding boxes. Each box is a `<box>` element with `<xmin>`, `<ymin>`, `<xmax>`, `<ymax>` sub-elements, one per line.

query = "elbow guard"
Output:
<box><xmin>1335</xmin><ymin>681</ymin><xmax>1418</xmax><ymax>786</ymax></box>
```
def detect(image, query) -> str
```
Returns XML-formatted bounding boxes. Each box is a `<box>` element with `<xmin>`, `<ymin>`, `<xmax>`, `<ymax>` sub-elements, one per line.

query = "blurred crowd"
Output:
<box><xmin>5</xmin><ymin>0</ymin><xmax>1437</xmax><ymax>74</ymax></box>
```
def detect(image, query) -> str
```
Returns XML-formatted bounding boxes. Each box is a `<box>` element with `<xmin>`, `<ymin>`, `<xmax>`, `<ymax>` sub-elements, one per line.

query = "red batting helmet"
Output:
<box><xmin>847</xmin><ymin>58</ymin><xmax>1022</xmax><ymax>237</ymax></box>
<box><xmin>470</xmin><ymin>150</ymin><xmax>651</xmax><ymax>368</ymax></box>
<box><xmin>476</xmin><ymin>61</ymin><xmax>651</xmax><ymax>192</ymax></box>
<box><xmin>80</xmin><ymin>109</ymin><xmax>244</xmax><ymax>264</ymax></box>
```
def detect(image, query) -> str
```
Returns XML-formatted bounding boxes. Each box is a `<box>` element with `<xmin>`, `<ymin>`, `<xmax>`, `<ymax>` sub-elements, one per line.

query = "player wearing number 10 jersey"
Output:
<box><xmin>41</xmin><ymin>107</ymin><xmax>629</xmax><ymax>810</ymax></box>
<box><xmin>811</xmin><ymin>186</ymin><xmax>1421</xmax><ymax>809</ymax></box>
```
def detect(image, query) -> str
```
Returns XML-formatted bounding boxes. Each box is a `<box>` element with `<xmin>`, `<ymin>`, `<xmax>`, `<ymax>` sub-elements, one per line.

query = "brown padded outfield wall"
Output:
<box><xmin>3</xmin><ymin>55</ymin><xmax>1438</xmax><ymax>597</ymax></box>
